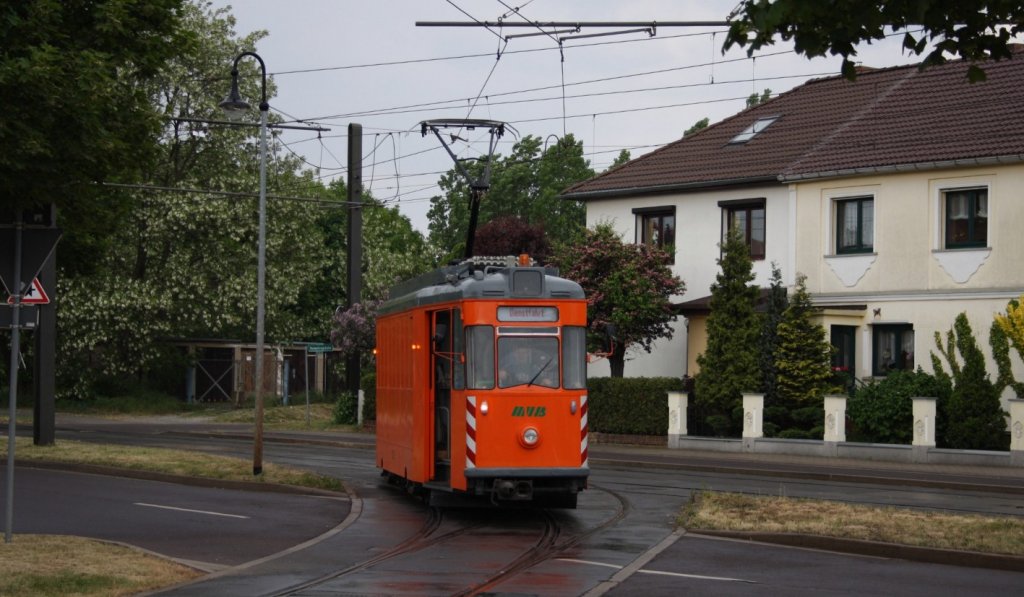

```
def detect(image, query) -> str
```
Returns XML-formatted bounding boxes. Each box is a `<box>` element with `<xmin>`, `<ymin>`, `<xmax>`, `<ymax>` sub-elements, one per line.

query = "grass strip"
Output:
<box><xmin>681</xmin><ymin>490</ymin><xmax>1024</xmax><ymax>556</ymax></box>
<box><xmin>0</xmin><ymin>437</ymin><xmax>344</xmax><ymax>492</ymax></box>
<box><xmin>0</xmin><ymin>535</ymin><xmax>202</xmax><ymax>597</ymax></box>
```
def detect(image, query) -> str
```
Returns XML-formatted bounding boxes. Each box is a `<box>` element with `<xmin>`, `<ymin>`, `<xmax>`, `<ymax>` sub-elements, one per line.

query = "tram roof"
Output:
<box><xmin>379</xmin><ymin>259</ymin><xmax>585</xmax><ymax>316</ymax></box>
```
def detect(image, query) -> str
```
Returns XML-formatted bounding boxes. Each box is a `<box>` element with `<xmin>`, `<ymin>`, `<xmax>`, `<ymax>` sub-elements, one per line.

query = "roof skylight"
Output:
<box><xmin>730</xmin><ymin>116</ymin><xmax>779</xmax><ymax>144</ymax></box>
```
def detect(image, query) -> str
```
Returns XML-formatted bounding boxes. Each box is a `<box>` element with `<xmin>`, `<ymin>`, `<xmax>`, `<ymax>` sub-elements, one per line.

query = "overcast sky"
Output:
<box><xmin>210</xmin><ymin>1</ymin><xmax>928</xmax><ymax>234</ymax></box>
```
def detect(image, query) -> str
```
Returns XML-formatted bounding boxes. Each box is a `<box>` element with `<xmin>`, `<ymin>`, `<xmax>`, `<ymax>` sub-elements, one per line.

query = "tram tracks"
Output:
<box><xmin>455</xmin><ymin>484</ymin><xmax>630</xmax><ymax>596</ymax></box>
<box><xmin>272</xmin><ymin>485</ymin><xmax>630</xmax><ymax>596</ymax></box>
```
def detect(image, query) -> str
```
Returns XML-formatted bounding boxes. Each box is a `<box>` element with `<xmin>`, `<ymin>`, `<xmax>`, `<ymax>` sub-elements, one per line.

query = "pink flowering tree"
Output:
<box><xmin>554</xmin><ymin>223</ymin><xmax>685</xmax><ymax>377</ymax></box>
<box><xmin>330</xmin><ymin>300</ymin><xmax>381</xmax><ymax>365</ymax></box>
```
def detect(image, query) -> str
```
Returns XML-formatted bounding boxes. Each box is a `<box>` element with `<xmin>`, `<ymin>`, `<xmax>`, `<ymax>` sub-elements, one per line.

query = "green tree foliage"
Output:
<box><xmin>759</xmin><ymin>262</ymin><xmax>788</xmax><ymax>405</ymax></box>
<box><xmin>848</xmin><ymin>369</ymin><xmax>950</xmax><ymax>444</ymax></box>
<box><xmin>474</xmin><ymin>216</ymin><xmax>552</xmax><ymax>263</ymax></box>
<box><xmin>990</xmin><ymin>320</ymin><xmax>1024</xmax><ymax>399</ymax></box>
<box><xmin>695</xmin><ymin>228</ymin><xmax>760</xmax><ymax>431</ymax></box>
<box><xmin>608</xmin><ymin>150</ymin><xmax>632</xmax><ymax>170</ymax></box>
<box><xmin>931</xmin><ymin>313</ymin><xmax>1008</xmax><ymax>450</ymax></box>
<box><xmin>746</xmin><ymin>88</ymin><xmax>772</xmax><ymax>108</ymax></box>
<box><xmin>427</xmin><ymin>134</ymin><xmax>591</xmax><ymax>258</ymax></box>
<box><xmin>992</xmin><ymin>296</ymin><xmax>1024</xmax><ymax>398</ymax></box>
<box><xmin>553</xmin><ymin>223</ymin><xmax>684</xmax><ymax>378</ymax></box>
<box><xmin>0</xmin><ymin>0</ymin><xmax>190</xmax><ymax>271</ymax></box>
<box><xmin>724</xmin><ymin>1</ymin><xmax>1024</xmax><ymax>82</ymax></box>
<box><xmin>684</xmin><ymin>117</ymin><xmax>710</xmax><ymax>136</ymax></box>
<box><xmin>774</xmin><ymin>273</ymin><xmax>834</xmax><ymax>405</ymax></box>
<box><xmin>995</xmin><ymin>294</ymin><xmax>1024</xmax><ymax>365</ymax></box>
<box><xmin>55</xmin><ymin>2</ymin><xmax>430</xmax><ymax>398</ymax></box>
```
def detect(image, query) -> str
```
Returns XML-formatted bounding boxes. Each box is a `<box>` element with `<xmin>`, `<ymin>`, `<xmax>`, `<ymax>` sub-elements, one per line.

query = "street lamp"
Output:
<box><xmin>221</xmin><ymin>51</ymin><xmax>268</xmax><ymax>476</ymax></box>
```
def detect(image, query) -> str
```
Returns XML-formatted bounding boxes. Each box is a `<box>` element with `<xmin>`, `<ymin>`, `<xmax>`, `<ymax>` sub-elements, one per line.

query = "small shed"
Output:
<box><xmin>177</xmin><ymin>339</ymin><xmax>337</xmax><ymax>404</ymax></box>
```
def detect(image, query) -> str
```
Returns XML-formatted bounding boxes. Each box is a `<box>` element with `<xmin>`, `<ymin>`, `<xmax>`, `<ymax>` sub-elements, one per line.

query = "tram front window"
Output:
<box><xmin>498</xmin><ymin>337</ymin><xmax>559</xmax><ymax>388</ymax></box>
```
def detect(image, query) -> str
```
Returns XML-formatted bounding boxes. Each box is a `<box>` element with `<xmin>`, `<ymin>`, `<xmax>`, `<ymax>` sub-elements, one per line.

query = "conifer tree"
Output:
<box><xmin>774</xmin><ymin>273</ymin><xmax>833</xmax><ymax>405</ymax></box>
<box><xmin>759</xmin><ymin>262</ymin><xmax>788</xmax><ymax>405</ymax></box>
<box><xmin>932</xmin><ymin>313</ymin><xmax>1008</xmax><ymax>450</ymax></box>
<box><xmin>695</xmin><ymin>228</ymin><xmax>760</xmax><ymax>432</ymax></box>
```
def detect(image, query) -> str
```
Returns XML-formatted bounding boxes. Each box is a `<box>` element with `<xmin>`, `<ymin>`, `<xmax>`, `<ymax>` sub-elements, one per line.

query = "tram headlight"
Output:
<box><xmin>520</xmin><ymin>426</ymin><xmax>540</xmax><ymax>448</ymax></box>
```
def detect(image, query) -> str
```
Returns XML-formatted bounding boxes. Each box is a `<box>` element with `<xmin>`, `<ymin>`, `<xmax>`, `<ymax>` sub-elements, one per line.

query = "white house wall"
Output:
<box><xmin>584</xmin><ymin>183</ymin><xmax>792</xmax><ymax>378</ymax></box>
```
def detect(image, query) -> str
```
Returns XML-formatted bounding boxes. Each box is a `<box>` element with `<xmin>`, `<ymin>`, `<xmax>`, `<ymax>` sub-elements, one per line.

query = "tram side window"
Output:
<box><xmin>562</xmin><ymin>327</ymin><xmax>587</xmax><ymax>390</ymax></box>
<box><xmin>466</xmin><ymin>326</ymin><xmax>495</xmax><ymax>389</ymax></box>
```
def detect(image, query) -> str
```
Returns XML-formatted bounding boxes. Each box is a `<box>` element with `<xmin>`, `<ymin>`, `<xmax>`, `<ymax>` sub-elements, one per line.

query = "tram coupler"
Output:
<box><xmin>492</xmin><ymin>479</ymin><xmax>533</xmax><ymax>502</ymax></box>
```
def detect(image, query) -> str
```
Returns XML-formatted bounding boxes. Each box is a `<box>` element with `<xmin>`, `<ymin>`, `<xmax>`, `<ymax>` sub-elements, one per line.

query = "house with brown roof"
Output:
<box><xmin>563</xmin><ymin>52</ymin><xmax>1024</xmax><ymax>407</ymax></box>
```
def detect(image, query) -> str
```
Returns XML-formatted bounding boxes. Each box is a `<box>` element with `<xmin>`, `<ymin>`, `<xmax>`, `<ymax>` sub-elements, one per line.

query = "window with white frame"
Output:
<box><xmin>943</xmin><ymin>187</ymin><xmax>987</xmax><ymax>249</ymax></box>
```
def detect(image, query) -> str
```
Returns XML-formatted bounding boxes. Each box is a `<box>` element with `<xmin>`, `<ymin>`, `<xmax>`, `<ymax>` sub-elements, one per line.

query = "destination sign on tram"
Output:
<box><xmin>497</xmin><ymin>306</ymin><xmax>558</xmax><ymax>322</ymax></box>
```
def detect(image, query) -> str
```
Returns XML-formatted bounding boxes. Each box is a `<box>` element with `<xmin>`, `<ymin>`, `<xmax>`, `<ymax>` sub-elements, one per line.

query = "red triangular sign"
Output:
<box><xmin>7</xmin><ymin>277</ymin><xmax>50</xmax><ymax>305</ymax></box>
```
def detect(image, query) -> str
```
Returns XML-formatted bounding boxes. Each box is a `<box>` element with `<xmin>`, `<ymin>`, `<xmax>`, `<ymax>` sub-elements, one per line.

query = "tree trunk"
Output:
<box><xmin>609</xmin><ymin>349</ymin><xmax>625</xmax><ymax>378</ymax></box>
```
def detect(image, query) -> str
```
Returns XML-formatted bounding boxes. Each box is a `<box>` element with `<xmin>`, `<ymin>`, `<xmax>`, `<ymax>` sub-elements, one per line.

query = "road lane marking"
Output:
<box><xmin>558</xmin><ymin>558</ymin><xmax>753</xmax><ymax>583</ymax></box>
<box><xmin>134</xmin><ymin>502</ymin><xmax>250</xmax><ymax>519</ymax></box>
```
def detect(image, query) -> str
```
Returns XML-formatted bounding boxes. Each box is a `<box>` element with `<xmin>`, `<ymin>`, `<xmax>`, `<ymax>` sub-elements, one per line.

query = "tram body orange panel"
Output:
<box><xmin>375</xmin><ymin>309</ymin><xmax>431</xmax><ymax>484</ymax></box>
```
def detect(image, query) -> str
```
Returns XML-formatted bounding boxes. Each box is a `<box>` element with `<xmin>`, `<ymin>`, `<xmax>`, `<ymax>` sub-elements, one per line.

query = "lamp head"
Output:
<box><xmin>219</xmin><ymin>69</ymin><xmax>251</xmax><ymax>121</ymax></box>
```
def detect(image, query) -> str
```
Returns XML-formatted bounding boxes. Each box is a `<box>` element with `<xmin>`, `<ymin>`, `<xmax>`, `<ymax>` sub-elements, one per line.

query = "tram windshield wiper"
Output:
<box><xmin>527</xmin><ymin>358</ymin><xmax>552</xmax><ymax>387</ymax></box>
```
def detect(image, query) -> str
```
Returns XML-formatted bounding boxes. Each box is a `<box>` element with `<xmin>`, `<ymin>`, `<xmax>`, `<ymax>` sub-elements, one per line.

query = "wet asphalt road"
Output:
<box><xmin>2</xmin><ymin>417</ymin><xmax>1022</xmax><ymax>595</ymax></box>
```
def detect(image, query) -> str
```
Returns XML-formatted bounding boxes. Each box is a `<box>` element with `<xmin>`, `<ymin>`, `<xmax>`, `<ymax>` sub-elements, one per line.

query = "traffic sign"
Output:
<box><xmin>6</xmin><ymin>278</ymin><xmax>49</xmax><ymax>305</ymax></box>
<box><xmin>0</xmin><ymin>228</ymin><xmax>62</xmax><ymax>295</ymax></box>
<box><xmin>0</xmin><ymin>305</ymin><xmax>38</xmax><ymax>329</ymax></box>
<box><xmin>306</xmin><ymin>342</ymin><xmax>334</xmax><ymax>353</ymax></box>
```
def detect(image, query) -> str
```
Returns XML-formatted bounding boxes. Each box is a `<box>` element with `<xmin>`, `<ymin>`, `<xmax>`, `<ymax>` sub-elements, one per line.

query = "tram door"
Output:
<box><xmin>431</xmin><ymin>309</ymin><xmax>460</xmax><ymax>483</ymax></box>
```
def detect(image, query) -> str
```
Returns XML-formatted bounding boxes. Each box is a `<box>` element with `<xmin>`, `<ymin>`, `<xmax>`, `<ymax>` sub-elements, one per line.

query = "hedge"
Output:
<box><xmin>586</xmin><ymin>377</ymin><xmax>683</xmax><ymax>435</ymax></box>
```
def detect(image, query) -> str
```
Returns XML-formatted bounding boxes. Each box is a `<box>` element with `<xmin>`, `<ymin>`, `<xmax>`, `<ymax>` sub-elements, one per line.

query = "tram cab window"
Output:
<box><xmin>498</xmin><ymin>337</ymin><xmax>559</xmax><ymax>389</ymax></box>
<box><xmin>466</xmin><ymin>326</ymin><xmax>495</xmax><ymax>389</ymax></box>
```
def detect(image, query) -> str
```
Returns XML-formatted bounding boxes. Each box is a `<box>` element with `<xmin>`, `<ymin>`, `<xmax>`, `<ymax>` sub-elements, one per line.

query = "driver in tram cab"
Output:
<box><xmin>499</xmin><ymin>346</ymin><xmax>554</xmax><ymax>387</ymax></box>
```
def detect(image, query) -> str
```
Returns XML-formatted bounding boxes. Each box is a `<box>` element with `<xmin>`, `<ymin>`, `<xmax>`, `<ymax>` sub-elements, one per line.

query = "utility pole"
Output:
<box><xmin>346</xmin><ymin>123</ymin><xmax>363</xmax><ymax>397</ymax></box>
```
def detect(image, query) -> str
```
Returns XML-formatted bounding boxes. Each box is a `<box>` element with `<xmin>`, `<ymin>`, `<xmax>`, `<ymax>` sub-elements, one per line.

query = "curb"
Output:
<box><xmin>586</xmin><ymin>455</ymin><xmax>1024</xmax><ymax>495</ymax></box>
<box><xmin>14</xmin><ymin>459</ymin><xmax>349</xmax><ymax>498</ymax></box>
<box><xmin>691</xmin><ymin>530</ymin><xmax>1024</xmax><ymax>572</ymax></box>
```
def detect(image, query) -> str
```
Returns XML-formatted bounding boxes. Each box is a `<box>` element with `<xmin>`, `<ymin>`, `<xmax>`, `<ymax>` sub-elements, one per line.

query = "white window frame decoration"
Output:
<box><xmin>822</xmin><ymin>186</ymin><xmax>878</xmax><ymax>288</ymax></box>
<box><xmin>931</xmin><ymin>177</ymin><xmax>992</xmax><ymax>284</ymax></box>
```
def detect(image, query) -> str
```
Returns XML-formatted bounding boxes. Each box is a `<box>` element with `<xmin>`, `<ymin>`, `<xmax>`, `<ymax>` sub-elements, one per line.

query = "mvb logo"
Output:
<box><xmin>511</xmin><ymin>406</ymin><xmax>546</xmax><ymax>417</ymax></box>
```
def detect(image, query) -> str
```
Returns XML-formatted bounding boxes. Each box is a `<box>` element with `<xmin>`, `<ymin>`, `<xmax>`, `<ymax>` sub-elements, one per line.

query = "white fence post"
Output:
<box><xmin>911</xmin><ymin>396</ymin><xmax>937</xmax><ymax>463</ymax></box>
<box><xmin>667</xmin><ymin>391</ymin><xmax>688</xmax><ymax>449</ymax></box>
<box><xmin>1010</xmin><ymin>398</ymin><xmax>1024</xmax><ymax>467</ymax></box>
<box><xmin>742</xmin><ymin>393</ymin><xmax>764</xmax><ymax>451</ymax></box>
<box><xmin>823</xmin><ymin>394</ymin><xmax>847</xmax><ymax>456</ymax></box>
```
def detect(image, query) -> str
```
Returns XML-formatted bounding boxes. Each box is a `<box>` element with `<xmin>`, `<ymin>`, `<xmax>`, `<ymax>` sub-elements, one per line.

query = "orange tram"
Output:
<box><xmin>375</xmin><ymin>255</ymin><xmax>590</xmax><ymax>508</ymax></box>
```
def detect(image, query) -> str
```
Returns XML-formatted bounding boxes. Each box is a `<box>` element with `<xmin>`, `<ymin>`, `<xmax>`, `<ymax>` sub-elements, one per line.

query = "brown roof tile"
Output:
<box><xmin>563</xmin><ymin>53</ymin><xmax>1024</xmax><ymax>199</ymax></box>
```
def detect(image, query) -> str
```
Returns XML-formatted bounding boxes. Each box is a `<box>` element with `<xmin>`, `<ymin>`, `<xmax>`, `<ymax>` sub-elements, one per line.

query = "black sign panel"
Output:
<box><xmin>0</xmin><ymin>228</ymin><xmax>61</xmax><ymax>295</ymax></box>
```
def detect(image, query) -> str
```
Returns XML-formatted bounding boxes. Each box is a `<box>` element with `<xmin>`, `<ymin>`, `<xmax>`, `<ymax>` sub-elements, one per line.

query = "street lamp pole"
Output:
<box><xmin>221</xmin><ymin>51</ymin><xmax>268</xmax><ymax>476</ymax></box>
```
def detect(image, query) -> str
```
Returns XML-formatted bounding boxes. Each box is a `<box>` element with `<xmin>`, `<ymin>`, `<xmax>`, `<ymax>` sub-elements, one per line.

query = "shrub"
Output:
<box><xmin>586</xmin><ymin>377</ymin><xmax>684</xmax><ymax>435</ymax></box>
<box><xmin>332</xmin><ymin>392</ymin><xmax>358</xmax><ymax>425</ymax></box>
<box><xmin>847</xmin><ymin>369</ymin><xmax>949</xmax><ymax>444</ymax></box>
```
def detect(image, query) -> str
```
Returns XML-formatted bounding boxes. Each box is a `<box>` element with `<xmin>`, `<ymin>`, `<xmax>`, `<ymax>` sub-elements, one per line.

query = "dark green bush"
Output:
<box><xmin>586</xmin><ymin>377</ymin><xmax>683</xmax><ymax>435</ymax></box>
<box><xmin>332</xmin><ymin>391</ymin><xmax>358</xmax><ymax>425</ymax></box>
<box><xmin>847</xmin><ymin>369</ymin><xmax>949</xmax><ymax>444</ymax></box>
